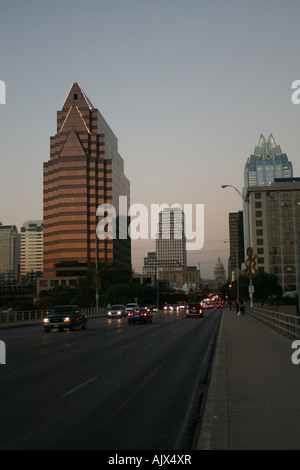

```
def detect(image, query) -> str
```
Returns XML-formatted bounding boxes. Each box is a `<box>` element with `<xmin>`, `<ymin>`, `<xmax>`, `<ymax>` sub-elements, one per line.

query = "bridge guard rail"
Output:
<box><xmin>246</xmin><ymin>306</ymin><xmax>300</xmax><ymax>340</ymax></box>
<box><xmin>0</xmin><ymin>307</ymin><xmax>105</xmax><ymax>324</ymax></box>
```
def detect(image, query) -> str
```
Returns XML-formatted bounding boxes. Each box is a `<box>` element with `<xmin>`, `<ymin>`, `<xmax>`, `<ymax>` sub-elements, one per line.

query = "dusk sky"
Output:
<box><xmin>1</xmin><ymin>0</ymin><xmax>300</xmax><ymax>278</ymax></box>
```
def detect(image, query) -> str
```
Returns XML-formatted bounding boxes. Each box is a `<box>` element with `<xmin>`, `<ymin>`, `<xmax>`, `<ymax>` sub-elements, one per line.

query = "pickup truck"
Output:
<box><xmin>43</xmin><ymin>305</ymin><xmax>87</xmax><ymax>332</ymax></box>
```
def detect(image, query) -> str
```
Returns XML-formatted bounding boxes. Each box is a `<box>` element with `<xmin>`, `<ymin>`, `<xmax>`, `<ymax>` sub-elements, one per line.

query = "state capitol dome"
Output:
<box><xmin>214</xmin><ymin>256</ymin><xmax>226</xmax><ymax>280</ymax></box>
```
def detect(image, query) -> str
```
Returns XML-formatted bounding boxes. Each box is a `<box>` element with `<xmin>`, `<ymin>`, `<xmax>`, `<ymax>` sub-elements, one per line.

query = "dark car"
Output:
<box><xmin>128</xmin><ymin>307</ymin><xmax>152</xmax><ymax>324</ymax></box>
<box><xmin>43</xmin><ymin>305</ymin><xmax>87</xmax><ymax>332</ymax></box>
<box><xmin>186</xmin><ymin>303</ymin><xmax>204</xmax><ymax>318</ymax></box>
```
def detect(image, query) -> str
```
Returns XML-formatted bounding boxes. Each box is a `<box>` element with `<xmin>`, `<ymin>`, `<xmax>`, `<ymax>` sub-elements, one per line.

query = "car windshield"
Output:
<box><xmin>52</xmin><ymin>306</ymin><xmax>75</xmax><ymax>314</ymax></box>
<box><xmin>111</xmin><ymin>305</ymin><xmax>123</xmax><ymax>309</ymax></box>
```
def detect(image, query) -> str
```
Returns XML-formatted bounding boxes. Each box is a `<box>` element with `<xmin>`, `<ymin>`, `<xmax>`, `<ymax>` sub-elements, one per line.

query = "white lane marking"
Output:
<box><xmin>62</xmin><ymin>375</ymin><xmax>100</xmax><ymax>397</ymax></box>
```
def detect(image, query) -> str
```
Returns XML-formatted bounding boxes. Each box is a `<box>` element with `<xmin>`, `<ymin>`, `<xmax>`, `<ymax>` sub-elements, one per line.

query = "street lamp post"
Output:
<box><xmin>221</xmin><ymin>184</ymin><xmax>255</xmax><ymax>308</ymax></box>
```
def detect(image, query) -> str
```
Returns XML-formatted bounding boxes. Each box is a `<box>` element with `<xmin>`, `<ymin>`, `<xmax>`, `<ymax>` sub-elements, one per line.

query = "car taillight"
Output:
<box><xmin>186</xmin><ymin>309</ymin><xmax>189</xmax><ymax>313</ymax></box>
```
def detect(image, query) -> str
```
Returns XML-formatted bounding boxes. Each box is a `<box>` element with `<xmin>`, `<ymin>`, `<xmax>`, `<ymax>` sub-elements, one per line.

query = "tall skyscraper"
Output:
<box><xmin>156</xmin><ymin>208</ymin><xmax>187</xmax><ymax>275</ymax></box>
<box><xmin>228</xmin><ymin>211</ymin><xmax>244</xmax><ymax>280</ymax></box>
<box><xmin>244</xmin><ymin>134</ymin><xmax>293</xmax><ymax>188</ymax></box>
<box><xmin>43</xmin><ymin>83</ymin><xmax>131</xmax><ymax>277</ymax></box>
<box><xmin>20</xmin><ymin>220</ymin><xmax>43</xmax><ymax>280</ymax></box>
<box><xmin>243</xmin><ymin>134</ymin><xmax>294</xmax><ymax>253</ymax></box>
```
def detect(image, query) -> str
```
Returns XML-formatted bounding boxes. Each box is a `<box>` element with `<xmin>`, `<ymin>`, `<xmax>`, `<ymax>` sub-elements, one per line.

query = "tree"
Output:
<box><xmin>252</xmin><ymin>272</ymin><xmax>282</xmax><ymax>303</ymax></box>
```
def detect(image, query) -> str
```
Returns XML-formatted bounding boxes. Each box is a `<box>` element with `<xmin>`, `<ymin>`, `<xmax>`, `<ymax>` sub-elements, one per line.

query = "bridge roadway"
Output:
<box><xmin>197</xmin><ymin>307</ymin><xmax>300</xmax><ymax>450</ymax></box>
<box><xmin>0</xmin><ymin>308</ymin><xmax>221</xmax><ymax>450</ymax></box>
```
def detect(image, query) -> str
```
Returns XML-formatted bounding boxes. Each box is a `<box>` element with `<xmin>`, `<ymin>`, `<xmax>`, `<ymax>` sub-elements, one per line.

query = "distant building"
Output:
<box><xmin>142</xmin><ymin>252</ymin><xmax>157</xmax><ymax>275</ymax></box>
<box><xmin>43</xmin><ymin>83</ymin><xmax>131</xmax><ymax>278</ymax></box>
<box><xmin>0</xmin><ymin>224</ymin><xmax>20</xmax><ymax>282</ymax></box>
<box><xmin>156</xmin><ymin>208</ymin><xmax>187</xmax><ymax>276</ymax></box>
<box><xmin>228</xmin><ymin>211</ymin><xmax>244</xmax><ymax>281</ymax></box>
<box><xmin>159</xmin><ymin>266</ymin><xmax>200</xmax><ymax>290</ymax></box>
<box><xmin>20</xmin><ymin>220</ymin><xmax>43</xmax><ymax>281</ymax></box>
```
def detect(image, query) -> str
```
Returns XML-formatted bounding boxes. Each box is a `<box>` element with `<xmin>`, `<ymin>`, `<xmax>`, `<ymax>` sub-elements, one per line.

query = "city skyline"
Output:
<box><xmin>1</xmin><ymin>1</ymin><xmax>300</xmax><ymax>278</ymax></box>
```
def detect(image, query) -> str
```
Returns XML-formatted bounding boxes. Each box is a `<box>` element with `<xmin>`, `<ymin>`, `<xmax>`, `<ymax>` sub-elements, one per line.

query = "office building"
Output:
<box><xmin>142</xmin><ymin>252</ymin><xmax>157</xmax><ymax>275</ymax></box>
<box><xmin>156</xmin><ymin>208</ymin><xmax>187</xmax><ymax>276</ymax></box>
<box><xmin>228</xmin><ymin>211</ymin><xmax>245</xmax><ymax>281</ymax></box>
<box><xmin>243</xmin><ymin>133</ymin><xmax>294</xmax><ymax>253</ymax></box>
<box><xmin>20</xmin><ymin>220</ymin><xmax>43</xmax><ymax>281</ymax></box>
<box><xmin>246</xmin><ymin>178</ymin><xmax>300</xmax><ymax>293</ymax></box>
<box><xmin>43</xmin><ymin>83</ymin><xmax>131</xmax><ymax>278</ymax></box>
<box><xmin>159</xmin><ymin>266</ymin><xmax>200</xmax><ymax>290</ymax></box>
<box><xmin>0</xmin><ymin>224</ymin><xmax>20</xmax><ymax>282</ymax></box>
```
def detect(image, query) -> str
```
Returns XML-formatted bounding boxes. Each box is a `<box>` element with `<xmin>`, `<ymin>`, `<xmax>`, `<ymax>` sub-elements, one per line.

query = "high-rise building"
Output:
<box><xmin>246</xmin><ymin>178</ymin><xmax>300</xmax><ymax>293</ymax></box>
<box><xmin>228</xmin><ymin>211</ymin><xmax>244</xmax><ymax>281</ymax></box>
<box><xmin>244</xmin><ymin>134</ymin><xmax>293</xmax><ymax>188</ymax></box>
<box><xmin>20</xmin><ymin>220</ymin><xmax>43</xmax><ymax>280</ymax></box>
<box><xmin>156</xmin><ymin>208</ymin><xmax>187</xmax><ymax>276</ymax></box>
<box><xmin>0</xmin><ymin>224</ymin><xmax>20</xmax><ymax>282</ymax></box>
<box><xmin>243</xmin><ymin>134</ymin><xmax>294</xmax><ymax>253</ymax></box>
<box><xmin>43</xmin><ymin>83</ymin><xmax>131</xmax><ymax>277</ymax></box>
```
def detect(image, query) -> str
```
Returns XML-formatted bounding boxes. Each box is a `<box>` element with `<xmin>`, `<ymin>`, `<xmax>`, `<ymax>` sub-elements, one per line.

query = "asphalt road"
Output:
<box><xmin>0</xmin><ymin>308</ymin><xmax>221</xmax><ymax>450</ymax></box>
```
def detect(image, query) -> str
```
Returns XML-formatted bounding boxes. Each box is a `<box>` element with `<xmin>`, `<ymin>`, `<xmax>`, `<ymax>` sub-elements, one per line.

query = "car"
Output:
<box><xmin>186</xmin><ymin>303</ymin><xmax>204</xmax><ymax>318</ymax></box>
<box><xmin>145</xmin><ymin>304</ymin><xmax>158</xmax><ymax>312</ymax></box>
<box><xmin>107</xmin><ymin>304</ymin><xmax>127</xmax><ymax>318</ymax></box>
<box><xmin>128</xmin><ymin>307</ymin><xmax>152</xmax><ymax>324</ymax></box>
<box><xmin>43</xmin><ymin>305</ymin><xmax>87</xmax><ymax>332</ymax></box>
<box><xmin>163</xmin><ymin>304</ymin><xmax>174</xmax><ymax>311</ymax></box>
<box><xmin>126</xmin><ymin>303</ymin><xmax>139</xmax><ymax>315</ymax></box>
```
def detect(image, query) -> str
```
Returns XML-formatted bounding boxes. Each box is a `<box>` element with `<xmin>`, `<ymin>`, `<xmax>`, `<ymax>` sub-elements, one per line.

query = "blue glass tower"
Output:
<box><xmin>243</xmin><ymin>134</ymin><xmax>293</xmax><ymax>254</ymax></box>
<box><xmin>244</xmin><ymin>134</ymin><xmax>293</xmax><ymax>188</ymax></box>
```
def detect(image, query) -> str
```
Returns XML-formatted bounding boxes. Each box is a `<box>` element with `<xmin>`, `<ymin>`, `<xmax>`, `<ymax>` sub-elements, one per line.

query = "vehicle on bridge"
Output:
<box><xmin>126</xmin><ymin>303</ymin><xmax>139</xmax><ymax>315</ymax></box>
<box><xmin>43</xmin><ymin>305</ymin><xmax>87</xmax><ymax>332</ymax></box>
<box><xmin>107</xmin><ymin>305</ymin><xmax>127</xmax><ymax>318</ymax></box>
<box><xmin>128</xmin><ymin>307</ymin><xmax>152</xmax><ymax>324</ymax></box>
<box><xmin>186</xmin><ymin>303</ymin><xmax>204</xmax><ymax>318</ymax></box>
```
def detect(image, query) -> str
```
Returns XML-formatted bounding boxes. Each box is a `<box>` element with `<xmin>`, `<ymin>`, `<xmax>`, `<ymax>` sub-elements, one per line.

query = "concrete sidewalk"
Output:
<box><xmin>197</xmin><ymin>308</ymin><xmax>300</xmax><ymax>450</ymax></box>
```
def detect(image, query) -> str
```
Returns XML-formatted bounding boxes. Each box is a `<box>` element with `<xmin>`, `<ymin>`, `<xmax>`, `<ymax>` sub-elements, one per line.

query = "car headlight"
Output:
<box><xmin>64</xmin><ymin>317</ymin><xmax>70</xmax><ymax>322</ymax></box>
<box><xmin>43</xmin><ymin>318</ymin><xmax>50</xmax><ymax>323</ymax></box>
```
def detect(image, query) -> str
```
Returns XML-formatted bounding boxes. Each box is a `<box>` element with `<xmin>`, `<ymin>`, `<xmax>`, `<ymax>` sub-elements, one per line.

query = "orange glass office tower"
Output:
<box><xmin>43</xmin><ymin>83</ymin><xmax>131</xmax><ymax>277</ymax></box>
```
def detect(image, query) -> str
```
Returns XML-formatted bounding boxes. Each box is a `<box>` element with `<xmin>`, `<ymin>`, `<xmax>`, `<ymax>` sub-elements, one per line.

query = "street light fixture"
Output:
<box><xmin>221</xmin><ymin>184</ymin><xmax>254</xmax><ymax>307</ymax></box>
<box><xmin>221</xmin><ymin>185</ymin><xmax>249</xmax><ymax>202</ymax></box>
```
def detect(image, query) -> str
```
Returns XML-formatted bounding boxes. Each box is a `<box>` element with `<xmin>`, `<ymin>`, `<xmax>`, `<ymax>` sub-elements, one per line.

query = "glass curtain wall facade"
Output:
<box><xmin>243</xmin><ymin>134</ymin><xmax>293</xmax><ymax>254</ymax></box>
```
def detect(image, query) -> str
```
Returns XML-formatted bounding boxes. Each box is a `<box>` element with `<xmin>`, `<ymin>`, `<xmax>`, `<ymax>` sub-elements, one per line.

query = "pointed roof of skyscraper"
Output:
<box><xmin>61</xmin><ymin>82</ymin><xmax>95</xmax><ymax>111</ymax></box>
